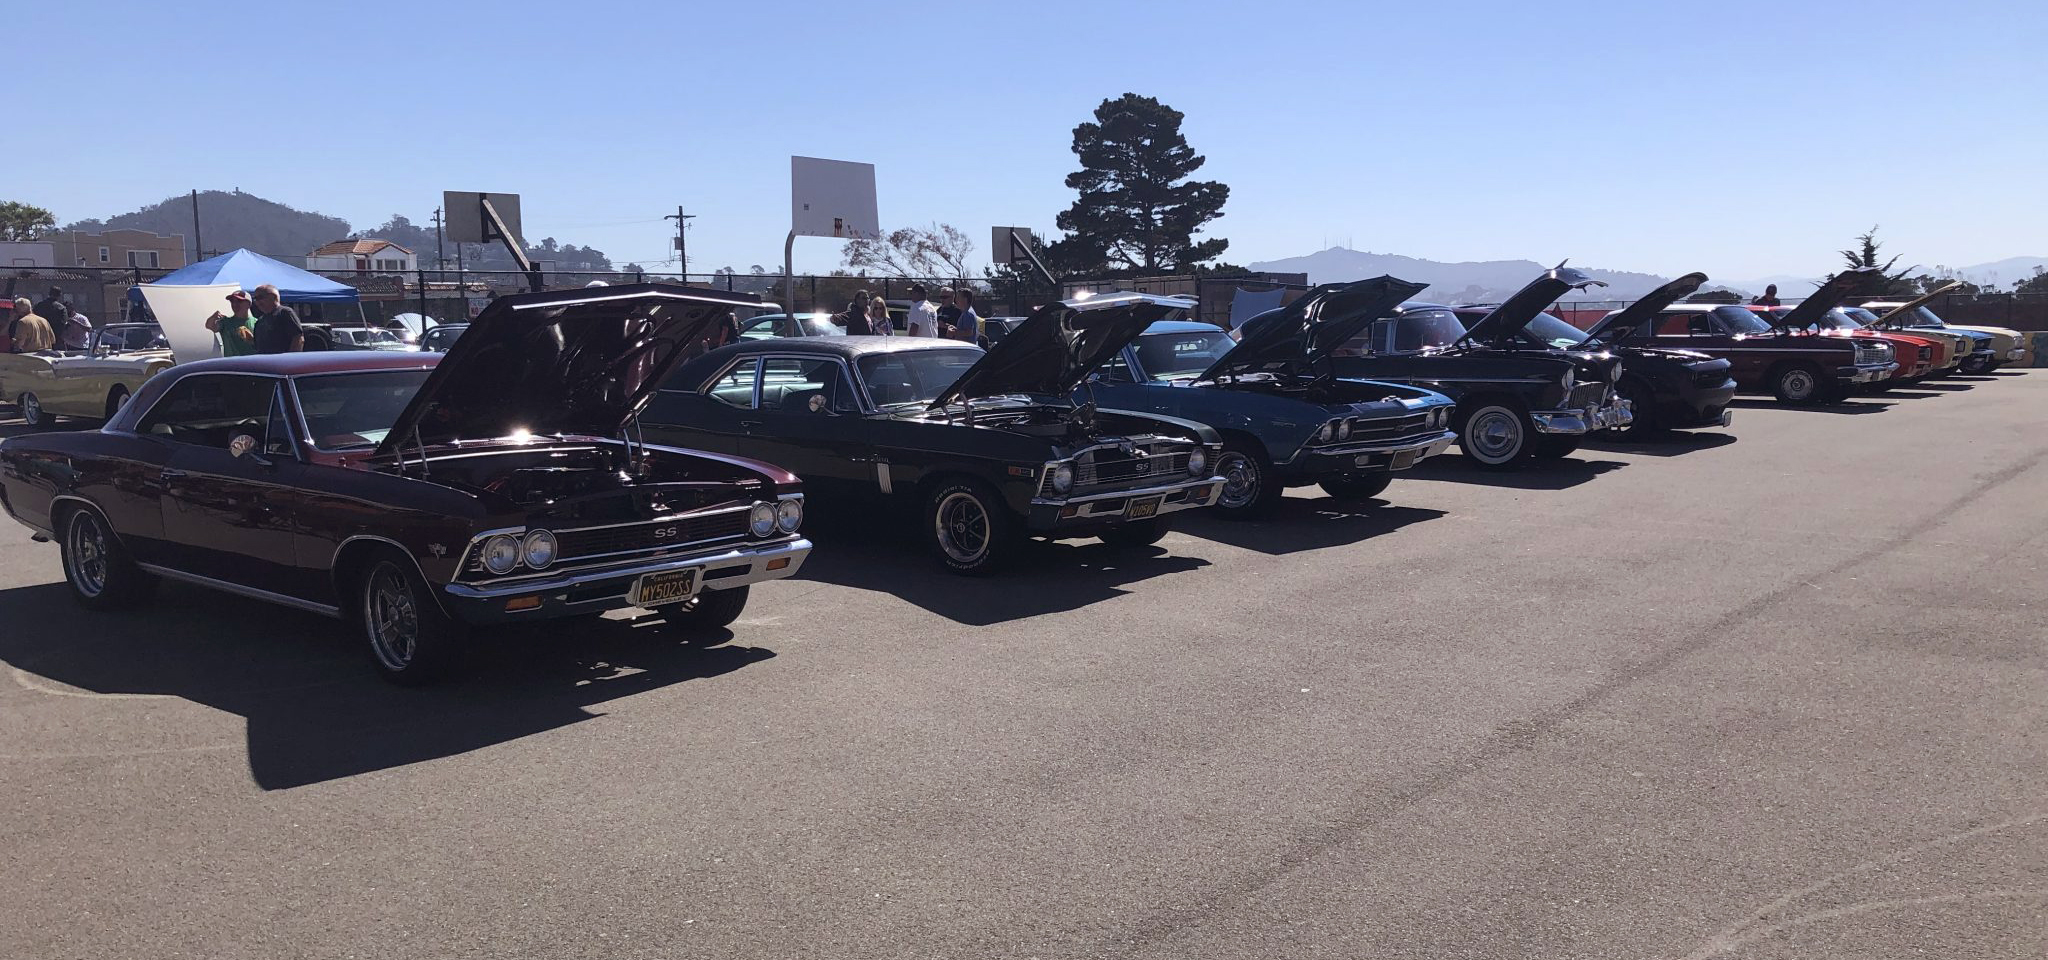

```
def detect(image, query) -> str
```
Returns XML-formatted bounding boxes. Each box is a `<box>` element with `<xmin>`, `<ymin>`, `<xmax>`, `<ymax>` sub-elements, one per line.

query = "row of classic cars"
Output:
<box><xmin>0</xmin><ymin>272</ymin><xmax>2026</xmax><ymax>682</ymax></box>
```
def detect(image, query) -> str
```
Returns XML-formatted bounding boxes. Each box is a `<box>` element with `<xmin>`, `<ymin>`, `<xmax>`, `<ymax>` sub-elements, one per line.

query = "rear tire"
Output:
<box><xmin>358</xmin><ymin>554</ymin><xmax>468</xmax><ymax>685</ymax></box>
<box><xmin>1099</xmin><ymin>518</ymin><xmax>1171</xmax><ymax>548</ymax></box>
<box><xmin>1458</xmin><ymin>402</ymin><xmax>1534</xmax><ymax>470</ymax></box>
<box><xmin>59</xmin><ymin>506</ymin><xmax>156</xmax><ymax>609</ymax></box>
<box><xmin>1319</xmin><ymin>472</ymin><xmax>1393</xmax><ymax>501</ymax></box>
<box><xmin>1213</xmin><ymin>440</ymin><xmax>1284</xmax><ymax>518</ymax></box>
<box><xmin>656</xmin><ymin>585</ymin><xmax>750</xmax><ymax>632</ymax></box>
<box><xmin>18</xmin><ymin>392</ymin><xmax>48</xmax><ymax>428</ymax></box>
<box><xmin>924</xmin><ymin>478</ymin><xmax>1016</xmax><ymax>575</ymax></box>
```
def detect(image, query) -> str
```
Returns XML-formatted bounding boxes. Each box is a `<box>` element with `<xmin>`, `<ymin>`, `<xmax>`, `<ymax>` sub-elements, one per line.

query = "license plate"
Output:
<box><xmin>1126</xmin><ymin>496</ymin><xmax>1162</xmax><ymax>519</ymax></box>
<box><xmin>634</xmin><ymin>568</ymin><xmax>700</xmax><ymax>607</ymax></box>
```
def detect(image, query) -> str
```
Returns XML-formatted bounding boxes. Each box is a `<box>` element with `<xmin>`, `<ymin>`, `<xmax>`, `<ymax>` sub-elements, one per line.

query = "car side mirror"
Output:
<box><xmin>807</xmin><ymin>394</ymin><xmax>837</xmax><ymax>416</ymax></box>
<box><xmin>229</xmin><ymin>434</ymin><xmax>273</xmax><ymax>467</ymax></box>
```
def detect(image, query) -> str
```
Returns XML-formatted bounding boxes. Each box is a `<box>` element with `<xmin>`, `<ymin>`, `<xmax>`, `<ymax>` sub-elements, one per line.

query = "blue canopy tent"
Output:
<box><xmin>127</xmin><ymin>248</ymin><xmax>359</xmax><ymax>308</ymax></box>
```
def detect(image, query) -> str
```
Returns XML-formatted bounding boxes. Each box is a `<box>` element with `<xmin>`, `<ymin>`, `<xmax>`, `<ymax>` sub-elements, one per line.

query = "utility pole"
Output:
<box><xmin>665</xmin><ymin>206</ymin><xmax>695</xmax><ymax>278</ymax></box>
<box><xmin>190</xmin><ymin>189</ymin><xmax>203</xmax><ymax>262</ymax></box>
<box><xmin>432</xmin><ymin>207</ymin><xmax>446</xmax><ymax>271</ymax></box>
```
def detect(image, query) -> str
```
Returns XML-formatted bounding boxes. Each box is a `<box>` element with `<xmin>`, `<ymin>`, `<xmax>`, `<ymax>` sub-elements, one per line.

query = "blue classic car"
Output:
<box><xmin>1075</xmin><ymin>278</ymin><xmax>1457</xmax><ymax>516</ymax></box>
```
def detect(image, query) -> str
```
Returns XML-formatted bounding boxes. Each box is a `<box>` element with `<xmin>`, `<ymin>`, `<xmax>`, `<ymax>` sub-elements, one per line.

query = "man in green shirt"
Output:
<box><xmin>205</xmin><ymin>289</ymin><xmax>259</xmax><ymax>357</ymax></box>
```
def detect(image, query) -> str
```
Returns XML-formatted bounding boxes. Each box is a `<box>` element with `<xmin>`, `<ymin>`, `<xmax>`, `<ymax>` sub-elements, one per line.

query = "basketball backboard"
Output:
<box><xmin>443</xmin><ymin>191</ymin><xmax>524</xmax><ymax>245</ymax></box>
<box><xmin>991</xmin><ymin>227</ymin><xmax>1040</xmax><ymax>265</ymax></box>
<box><xmin>791</xmin><ymin>158</ymin><xmax>878</xmax><ymax>239</ymax></box>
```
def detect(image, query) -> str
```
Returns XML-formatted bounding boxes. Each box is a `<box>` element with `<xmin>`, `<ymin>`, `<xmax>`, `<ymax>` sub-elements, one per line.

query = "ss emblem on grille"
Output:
<box><xmin>652</xmin><ymin>525</ymin><xmax>681</xmax><ymax>539</ymax></box>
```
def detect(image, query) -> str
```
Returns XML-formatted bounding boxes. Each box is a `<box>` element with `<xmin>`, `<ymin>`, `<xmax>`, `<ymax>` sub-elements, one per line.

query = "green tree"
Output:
<box><xmin>2012</xmin><ymin>266</ymin><xmax>2048</xmax><ymax>296</ymax></box>
<box><xmin>1831</xmin><ymin>226</ymin><xmax>1917</xmax><ymax>295</ymax></box>
<box><xmin>0</xmin><ymin>200</ymin><xmax>57</xmax><ymax>240</ymax></box>
<box><xmin>1047</xmin><ymin>94</ymin><xmax>1229</xmax><ymax>276</ymax></box>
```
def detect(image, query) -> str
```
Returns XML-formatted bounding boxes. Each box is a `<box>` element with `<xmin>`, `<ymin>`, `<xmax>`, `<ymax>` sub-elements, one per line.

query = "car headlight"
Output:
<box><xmin>1052</xmin><ymin>463</ymin><xmax>1074</xmax><ymax>494</ymax></box>
<box><xmin>1187</xmin><ymin>447</ymin><xmax>1207</xmax><ymax>476</ymax></box>
<box><xmin>1317</xmin><ymin>421</ymin><xmax>1335</xmax><ymax>443</ymax></box>
<box><xmin>481</xmin><ymin>534</ymin><xmax>521</xmax><ymax>575</ymax></box>
<box><xmin>1432</xmin><ymin>407</ymin><xmax>1448</xmax><ymax>428</ymax></box>
<box><xmin>776</xmin><ymin>498</ymin><xmax>803</xmax><ymax>533</ymax></box>
<box><xmin>520</xmin><ymin>529</ymin><xmax>557</xmax><ymax>570</ymax></box>
<box><xmin>749</xmin><ymin>502</ymin><xmax>777</xmax><ymax>538</ymax></box>
<box><xmin>1336</xmin><ymin>419</ymin><xmax>1353</xmax><ymax>441</ymax></box>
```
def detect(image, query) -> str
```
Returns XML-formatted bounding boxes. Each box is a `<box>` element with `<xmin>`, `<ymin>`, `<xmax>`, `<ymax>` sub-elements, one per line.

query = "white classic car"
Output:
<box><xmin>0</xmin><ymin>323</ymin><xmax>172</xmax><ymax>426</ymax></box>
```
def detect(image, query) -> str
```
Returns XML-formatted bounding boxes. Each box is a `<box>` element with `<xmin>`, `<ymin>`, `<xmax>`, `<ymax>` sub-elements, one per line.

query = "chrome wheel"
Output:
<box><xmin>65</xmin><ymin>511</ymin><xmax>109</xmax><ymax>598</ymax></box>
<box><xmin>1780</xmin><ymin>367</ymin><xmax>1818</xmax><ymax>401</ymax></box>
<box><xmin>363</xmin><ymin>562</ymin><xmax>421</xmax><ymax>672</ymax></box>
<box><xmin>934</xmin><ymin>491</ymin><xmax>992</xmax><ymax>564</ymax></box>
<box><xmin>19</xmin><ymin>392</ymin><xmax>43</xmax><ymax>427</ymax></box>
<box><xmin>1216</xmin><ymin>450</ymin><xmax>1264</xmax><ymax>509</ymax></box>
<box><xmin>1463</xmin><ymin>406</ymin><xmax>1527</xmax><ymax>465</ymax></box>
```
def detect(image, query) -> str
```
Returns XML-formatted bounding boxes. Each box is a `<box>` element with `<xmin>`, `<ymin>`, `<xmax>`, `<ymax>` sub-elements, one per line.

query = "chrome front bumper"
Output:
<box><xmin>2006</xmin><ymin>347</ymin><xmax>2026</xmax><ymax>361</ymax></box>
<box><xmin>1029</xmin><ymin>475</ymin><xmax>1224</xmax><ymax>529</ymax></box>
<box><xmin>1840</xmin><ymin>363</ymin><xmax>1898</xmax><ymax>383</ymax></box>
<box><xmin>442</xmin><ymin>537</ymin><xmax>812</xmax><ymax>618</ymax></box>
<box><xmin>1531</xmin><ymin>399</ymin><xmax>1633</xmax><ymax>435</ymax></box>
<box><xmin>1290</xmin><ymin>430</ymin><xmax>1457</xmax><ymax>472</ymax></box>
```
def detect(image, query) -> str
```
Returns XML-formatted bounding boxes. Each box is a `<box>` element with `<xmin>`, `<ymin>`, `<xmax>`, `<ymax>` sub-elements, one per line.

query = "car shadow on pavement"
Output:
<box><xmin>792</xmin><ymin>511</ymin><xmax>1209</xmax><ymax>626</ymax></box>
<box><xmin>1403</xmin><ymin>454</ymin><xmax>1625</xmax><ymax>490</ymax></box>
<box><xmin>1728</xmin><ymin>398</ymin><xmax>1888</xmax><ymax>415</ymax></box>
<box><xmin>0</xmin><ymin>581</ymin><xmax>774</xmax><ymax>791</ymax></box>
<box><xmin>1582</xmin><ymin>431</ymin><xmax>1737</xmax><ymax>458</ymax></box>
<box><xmin>1174</xmin><ymin>495</ymin><xmax>1445</xmax><ymax>555</ymax></box>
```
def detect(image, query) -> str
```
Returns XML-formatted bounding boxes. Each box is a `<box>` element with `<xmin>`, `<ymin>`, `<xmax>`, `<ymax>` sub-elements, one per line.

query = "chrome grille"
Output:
<box><xmin>1078</xmin><ymin>448</ymin><xmax>1190</xmax><ymax>486</ymax></box>
<box><xmin>1348</xmin><ymin>412</ymin><xmax>1432</xmax><ymax>443</ymax></box>
<box><xmin>1567</xmin><ymin>382</ymin><xmax>1609</xmax><ymax>410</ymax></box>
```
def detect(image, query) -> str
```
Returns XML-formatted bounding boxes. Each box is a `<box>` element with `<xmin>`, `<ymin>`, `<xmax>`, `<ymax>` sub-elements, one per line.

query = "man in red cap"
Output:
<box><xmin>205</xmin><ymin>289</ymin><xmax>259</xmax><ymax>357</ymax></box>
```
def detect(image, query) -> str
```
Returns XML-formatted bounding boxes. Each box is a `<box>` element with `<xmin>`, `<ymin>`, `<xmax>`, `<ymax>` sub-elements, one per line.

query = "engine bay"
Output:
<box><xmin>387</xmin><ymin>442</ymin><xmax>770</xmax><ymax>526</ymax></box>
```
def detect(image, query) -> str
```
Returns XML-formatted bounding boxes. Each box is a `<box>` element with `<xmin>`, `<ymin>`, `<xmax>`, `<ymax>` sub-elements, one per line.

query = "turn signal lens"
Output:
<box><xmin>521</xmin><ymin>529</ymin><xmax>557</xmax><ymax>569</ymax></box>
<box><xmin>775</xmin><ymin>498</ymin><xmax>803</xmax><ymax>533</ymax></box>
<box><xmin>481</xmin><ymin>534</ymin><xmax>521</xmax><ymax>575</ymax></box>
<box><xmin>749</xmin><ymin>502</ymin><xmax>777</xmax><ymax>538</ymax></box>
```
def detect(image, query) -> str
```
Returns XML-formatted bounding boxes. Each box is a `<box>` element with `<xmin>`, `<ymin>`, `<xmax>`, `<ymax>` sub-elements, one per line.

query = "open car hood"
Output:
<box><xmin>376</xmin><ymin>283</ymin><xmax>760</xmax><ymax>455</ymax></box>
<box><xmin>1457</xmin><ymin>263</ymin><xmax>1605</xmax><ymax>345</ymax></box>
<box><xmin>1770</xmin><ymin>267</ymin><xmax>1880</xmax><ymax>330</ymax></box>
<box><xmin>929</xmin><ymin>293</ymin><xmax>1190</xmax><ymax>408</ymax></box>
<box><xmin>1872</xmin><ymin>281</ymin><xmax>1963</xmax><ymax>323</ymax></box>
<box><xmin>1199</xmin><ymin>276</ymin><xmax>1428</xmax><ymax>380</ymax></box>
<box><xmin>1582</xmin><ymin>272</ymin><xmax>1709</xmax><ymax>342</ymax></box>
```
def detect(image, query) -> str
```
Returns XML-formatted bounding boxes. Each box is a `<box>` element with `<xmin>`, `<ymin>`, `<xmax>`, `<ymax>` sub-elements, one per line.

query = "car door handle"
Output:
<box><xmin>738</xmin><ymin>420</ymin><xmax>764</xmax><ymax>429</ymax></box>
<box><xmin>159</xmin><ymin>468</ymin><xmax>189</xmax><ymax>480</ymax></box>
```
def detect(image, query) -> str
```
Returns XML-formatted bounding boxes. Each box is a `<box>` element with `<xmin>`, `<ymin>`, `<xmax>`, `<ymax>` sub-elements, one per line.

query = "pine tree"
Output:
<box><xmin>1047</xmin><ymin>94</ymin><xmax>1229</xmax><ymax>276</ymax></box>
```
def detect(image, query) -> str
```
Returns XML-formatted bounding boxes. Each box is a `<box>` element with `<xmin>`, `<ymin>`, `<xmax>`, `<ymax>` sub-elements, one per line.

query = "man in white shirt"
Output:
<box><xmin>905</xmin><ymin>283</ymin><xmax>939</xmax><ymax>337</ymax></box>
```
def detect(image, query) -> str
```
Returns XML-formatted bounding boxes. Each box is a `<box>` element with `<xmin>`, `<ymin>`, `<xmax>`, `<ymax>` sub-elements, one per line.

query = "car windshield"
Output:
<box><xmin>1714</xmin><ymin>306</ymin><xmax>1774</xmax><ymax>335</ymax></box>
<box><xmin>1842</xmin><ymin>308</ymin><xmax>1884</xmax><ymax>327</ymax></box>
<box><xmin>1904</xmin><ymin>306</ymin><xmax>1947</xmax><ymax>327</ymax></box>
<box><xmin>293</xmin><ymin>369</ymin><xmax>433</xmax><ymax>450</ymax></box>
<box><xmin>1520</xmin><ymin>313</ymin><xmax>1590</xmax><ymax>349</ymax></box>
<box><xmin>1821</xmin><ymin>308</ymin><xmax>1864</xmax><ymax>330</ymax></box>
<box><xmin>1393</xmin><ymin>309</ymin><xmax>1466</xmax><ymax>351</ymax></box>
<box><xmin>1134</xmin><ymin>329</ymin><xmax>1234</xmax><ymax>380</ymax></box>
<box><xmin>97</xmin><ymin>325</ymin><xmax>165</xmax><ymax>352</ymax></box>
<box><xmin>857</xmin><ymin>349</ymin><xmax>984</xmax><ymax>407</ymax></box>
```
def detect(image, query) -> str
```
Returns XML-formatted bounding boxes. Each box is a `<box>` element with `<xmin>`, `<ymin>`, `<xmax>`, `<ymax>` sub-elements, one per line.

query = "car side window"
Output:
<box><xmin>1097</xmin><ymin>350</ymin><xmax>1137</xmax><ymax>382</ymax></box>
<box><xmin>1653</xmin><ymin>315</ymin><xmax>1693</xmax><ymax>337</ymax></box>
<box><xmin>135</xmin><ymin>375</ymin><xmax>277</xmax><ymax>450</ymax></box>
<box><xmin>705</xmin><ymin>359</ymin><xmax>760</xmax><ymax>408</ymax></box>
<box><xmin>262</xmin><ymin>385</ymin><xmax>297</xmax><ymax>456</ymax></box>
<box><xmin>761</xmin><ymin>357</ymin><xmax>860</xmax><ymax>414</ymax></box>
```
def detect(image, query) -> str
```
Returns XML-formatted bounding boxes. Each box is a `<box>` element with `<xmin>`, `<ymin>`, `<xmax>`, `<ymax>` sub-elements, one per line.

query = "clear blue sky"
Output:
<box><xmin>16</xmin><ymin>0</ymin><xmax>2043</xmax><ymax>284</ymax></box>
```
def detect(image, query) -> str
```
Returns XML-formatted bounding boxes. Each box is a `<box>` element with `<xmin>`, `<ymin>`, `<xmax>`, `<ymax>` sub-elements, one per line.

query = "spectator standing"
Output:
<box><xmin>206</xmin><ymin>289</ymin><xmax>260</xmax><ymax>357</ymax></box>
<box><xmin>11</xmin><ymin>298</ymin><xmax>56</xmax><ymax>352</ymax></box>
<box><xmin>34</xmin><ymin>287</ymin><xmax>68</xmax><ymax>326</ymax></box>
<box><xmin>1752</xmin><ymin>284</ymin><xmax>1781</xmax><ymax>307</ymax></box>
<box><xmin>248</xmin><ymin>284</ymin><xmax>305</xmax><ymax>354</ymax></box>
<box><xmin>950</xmin><ymin>289</ymin><xmax>981</xmax><ymax>343</ymax></box>
<box><xmin>934</xmin><ymin>287</ymin><xmax>961</xmax><ymax>337</ymax></box>
<box><xmin>866</xmin><ymin>294</ymin><xmax>894</xmax><ymax>336</ymax></box>
<box><xmin>61</xmin><ymin>306</ymin><xmax>92</xmax><ymax>350</ymax></box>
<box><xmin>835</xmin><ymin>290</ymin><xmax>876</xmax><ymax>335</ymax></box>
<box><xmin>905</xmin><ymin>283</ymin><xmax>938</xmax><ymax>337</ymax></box>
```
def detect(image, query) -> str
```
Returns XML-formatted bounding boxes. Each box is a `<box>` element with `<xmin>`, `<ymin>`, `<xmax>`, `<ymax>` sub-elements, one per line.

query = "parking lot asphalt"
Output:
<box><xmin>2</xmin><ymin>371</ymin><xmax>2044</xmax><ymax>960</ymax></box>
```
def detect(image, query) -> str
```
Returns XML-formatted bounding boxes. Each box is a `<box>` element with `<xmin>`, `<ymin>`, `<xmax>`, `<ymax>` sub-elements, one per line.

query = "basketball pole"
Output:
<box><xmin>783</xmin><ymin>229</ymin><xmax>798</xmax><ymax>317</ymax></box>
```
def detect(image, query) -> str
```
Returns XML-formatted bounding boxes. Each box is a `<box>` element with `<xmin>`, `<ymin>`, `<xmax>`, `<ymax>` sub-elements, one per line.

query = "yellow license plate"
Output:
<box><xmin>1126</xmin><ymin>496</ymin><xmax>1162</xmax><ymax>519</ymax></box>
<box><xmin>634</xmin><ymin>568</ymin><xmax>700</xmax><ymax>606</ymax></box>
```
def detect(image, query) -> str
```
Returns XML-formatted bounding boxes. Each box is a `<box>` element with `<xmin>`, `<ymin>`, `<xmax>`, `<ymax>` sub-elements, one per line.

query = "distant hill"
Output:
<box><xmin>64</xmin><ymin>190</ymin><xmax>350</xmax><ymax>264</ymax></box>
<box><xmin>1247</xmin><ymin>247</ymin><xmax>1702</xmax><ymax>304</ymax></box>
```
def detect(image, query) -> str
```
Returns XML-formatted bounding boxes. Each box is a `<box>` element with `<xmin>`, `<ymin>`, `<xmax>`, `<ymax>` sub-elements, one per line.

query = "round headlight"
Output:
<box><xmin>749</xmin><ymin>502</ymin><xmax>777</xmax><ymax>538</ymax></box>
<box><xmin>1187</xmin><ymin>447</ymin><xmax>1207</xmax><ymax>476</ymax></box>
<box><xmin>1336</xmin><ymin>419</ymin><xmax>1353</xmax><ymax>441</ymax></box>
<box><xmin>521</xmin><ymin>529</ymin><xmax>557</xmax><ymax>570</ymax></box>
<box><xmin>1052</xmin><ymin>463</ymin><xmax>1074</xmax><ymax>493</ymax></box>
<box><xmin>1317</xmin><ymin>421</ymin><xmax>1335</xmax><ymax>443</ymax></box>
<box><xmin>481</xmin><ymin>534</ymin><xmax>521</xmax><ymax>575</ymax></box>
<box><xmin>775</xmin><ymin>498</ymin><xmax>803</xmax><ymax>533</ymax></box>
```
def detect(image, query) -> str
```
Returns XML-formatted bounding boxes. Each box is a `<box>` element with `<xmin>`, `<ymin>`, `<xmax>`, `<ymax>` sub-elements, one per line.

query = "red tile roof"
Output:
<box><xmin>312</xmin><ymin>238</ymin><xmax>413</xmax><ymax>257</ymax></box>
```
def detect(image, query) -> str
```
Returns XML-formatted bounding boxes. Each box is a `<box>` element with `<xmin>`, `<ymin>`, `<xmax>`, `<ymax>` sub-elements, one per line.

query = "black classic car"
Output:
<box><xmin>1598</xmin><ymin>268</ymin><xmax>1895</xmax><ymax>405</ymax></box>
<box><xmin>1325</xmin><ymin>277</ymin><xmax>1632</xmax><ymax>468</ymax></box>
<box><xmin>1080</xmin><ymin>278</ymin><xmax>1456</xmax><ymax>515</ymax></box>
<box><xmin>0</xmin><ymin>283</ymin><xmax>814</xmax><ymax>684</ymax></box>
<box><xmin>641</xmin><ymin>294</ymin><xmax>1225</xmax><ymax>574</ymax></box>
<box><xmin>1455</xmin><ymin>271</ymin><xmax>1737</xmax><ymax>436</ymax></box>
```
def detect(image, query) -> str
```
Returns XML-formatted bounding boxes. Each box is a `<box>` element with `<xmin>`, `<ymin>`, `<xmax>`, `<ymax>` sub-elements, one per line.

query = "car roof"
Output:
<box><xmin>167</xmin><ymin>352</ymin><xmax>440</xmax><ymax>377</ymax></box>
<box><xmin>712</xmin><ymin>335</ymin><xmax>982</xmax><ymax>361</ymax></box>
<box><xmin>1140</xmin><ymin>320</ymin><xmax>1225</xmax><ymax>335</ymax></box>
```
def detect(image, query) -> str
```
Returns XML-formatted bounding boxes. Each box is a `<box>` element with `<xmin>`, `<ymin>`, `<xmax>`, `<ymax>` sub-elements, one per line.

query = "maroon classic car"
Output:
<box><xmin>0</xmin><ymin>284</ymin><xmax>813</xmax><ymax>683</ymax></box>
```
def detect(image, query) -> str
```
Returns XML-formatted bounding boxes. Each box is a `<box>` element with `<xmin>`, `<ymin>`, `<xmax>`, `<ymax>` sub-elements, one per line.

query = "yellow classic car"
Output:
<box><xmin>0</xmin><ymin>323</ymin><xmax>173</xmax><ymax>426</ymax></box>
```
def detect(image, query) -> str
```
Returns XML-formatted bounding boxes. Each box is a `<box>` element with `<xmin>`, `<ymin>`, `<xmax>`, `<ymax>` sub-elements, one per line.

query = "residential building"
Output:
<box><xmin>307</xmin><ymin>239</ymin><xmax>418</xmax><ymax>275</ymax></box>
<box><xmin>49</xmin><ymin>229</ymin><xmax>188</xmax><ymax>270</ymax></box>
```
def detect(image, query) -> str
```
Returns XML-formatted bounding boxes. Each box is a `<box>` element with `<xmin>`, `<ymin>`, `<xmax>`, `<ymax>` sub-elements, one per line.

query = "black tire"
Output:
<box><xmin>1457</xmin><ymin>401</ymin><xmax>1535</xmax><ymax>470</ymax></box>
<box><xmin>356</xmin><ymin>553</ymin><xmax>469</xmax><ymax>685</ymax></box>
<box><xmin>1319</xmin><ymin>472</ymin><xmax>1393</xmax><ymax>501</ymax></box>
<box><xmin>1535</xmin><ymin>435</ymin><xmax>1583</xmax><ymax>459</ymax></box>
<box><xmin>1961</xmin><ymin>355</ymin><xmax>1992</xmax><ymax>374</ymax></box>
<box><xmin>1613</xmin><ymin>379</ymin><xmax>1663</xmax><ymax>438</ymax></box>
<box><xmin>655</xmin><ymin>585</ymin><xmax>751</xmax><ymax>633</ymax></box>
<box><xmin>104</xmin><ymin>385</ymin><xmax>130</xmax><ymax>421</ymax></box>
<box><xmin>18</xmin><ymin>392</ymin><xmax>48</xmax><ymax>428</ymax></box>
<box><xmin>1770</xmin><ymin>362</ymin><xmax>1827</xmax><ymax>404</ymax></box>
<box><xmin>924</xmin><ymin>478</ymin><xmax>1016</xmax><ymax>575</ymax></box>
<box><xmin>1099</xmin><ymin>518</ymin><xmax>1171</xmax><ymax>548</ymax></box>
<box><xmin>1213</xmin><ymin>439</ymin><xmax>1284</xmax><ymax>518</ymax></box>
<box><xmin>58</xmin><ymin>505</ymin><xmax>156</xmax><ymax>610</ymax></box>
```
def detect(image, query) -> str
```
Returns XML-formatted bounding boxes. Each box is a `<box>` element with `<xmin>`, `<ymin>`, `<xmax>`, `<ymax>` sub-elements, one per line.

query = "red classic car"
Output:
<box><xmin>0</xmin><ymin>284</ymin><xmax>813</xmax><ymax>684</ymax></box>
<box><xmin>1754</xmin><ymin>304</ymin><xmax>1945</xmax><ymax>389</ymax></box>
